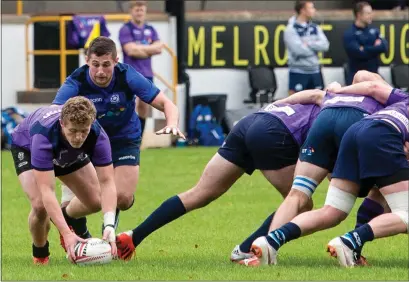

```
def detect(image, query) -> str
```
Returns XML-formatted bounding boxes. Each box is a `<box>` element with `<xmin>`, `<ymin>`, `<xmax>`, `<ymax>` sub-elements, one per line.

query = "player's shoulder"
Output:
<box><xmin>70</xmin><ymin>64</ymin><xmax>89</xmax><ymax>81</ymax></box>
<box><xmin>29</xmin><ymin>106</ymin><xmax>61</xmax><ymax>137</ymax></box>
<box><xmin>144</xmin><ymin>22</ymin><xmax>156</xmax><ymax>30</ymax></box>
<box><xmin>119</xmin><ymin>21</ymin><xmax>132</xmax><ymax>31</ymax></box>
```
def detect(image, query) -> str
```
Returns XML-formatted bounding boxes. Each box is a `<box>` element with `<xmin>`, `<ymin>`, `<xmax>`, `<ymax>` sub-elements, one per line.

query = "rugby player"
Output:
<box><xmin>256</xmin><ymin>80</ymin><xmax>408</xmax><ymax>237</ymax></box>
<box><xmin>52</xmin><ymin>36</ymin><xmax>183</xmax><ymax>238</ymax></box>
<box><xmin>243</xmin><ymin>87</ymin><xmax>409</xmax><ymax>267</ymax></box>
<box><xmin>115</xmin><ymin>99</ymin><xmax>322</xmax><ymax>260</ymax></box>
<box><xmin>10</xmin><ymin>97</ymin><xmax>117</xmax><ymax>264</ymax></box>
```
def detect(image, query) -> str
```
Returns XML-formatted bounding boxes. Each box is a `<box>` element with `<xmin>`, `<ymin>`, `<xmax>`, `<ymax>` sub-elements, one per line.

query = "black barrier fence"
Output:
<box><xmin>185</xmin><ymin>20</ymin><xmax>409</xmax><ymax>69</ymax></box>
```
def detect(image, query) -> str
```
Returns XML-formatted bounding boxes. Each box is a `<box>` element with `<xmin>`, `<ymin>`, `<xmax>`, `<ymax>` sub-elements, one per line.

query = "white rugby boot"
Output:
<box><xmin>327</xmin><ymin>237</ymin><xmax>360</xmax><ymax>267</ymax></box>
<box><xmin>240</xmin><ymin>236</ymin><xmax>277</xmax><ymax>266</ymax></box>
<box><xmin>230</xmin><ymin>245</ymin><xmax>254</xmax><ymax>263</ymax></box>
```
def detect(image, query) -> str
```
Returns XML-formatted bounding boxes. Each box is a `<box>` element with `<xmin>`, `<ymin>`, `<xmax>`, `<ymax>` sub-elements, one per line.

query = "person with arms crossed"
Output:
<box><xmin>53</xmin><ymin>36</ymin><xmax>183</xmax><ymax>239</ymax></box>
<box><xmin>119</xmin><ymin>0</ymin><xmax>163</xmax><ymax>136</ymax></box>
<box><xmin>10</xmin><ymin>97</ymin><xmax>117</xmax><ymax>264</ymax></box>
<box><xmin>343</xmin><ymin>1</ymin><xmax>388</xmax><ymax>85</ymax></box>
<box><xmin>284</xmin><ymin>1</ymin><xmax>329</xmax><ymax>95</ymax></box>
<box><xmin>243</xmin><ymin>89</ymin><xmax>409</xmax><ymax>267</ymax></box>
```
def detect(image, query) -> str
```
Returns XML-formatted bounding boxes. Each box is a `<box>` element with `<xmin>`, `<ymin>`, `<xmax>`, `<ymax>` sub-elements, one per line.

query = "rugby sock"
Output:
<box><xmin>62</xmin><ymin>207</ymin><xmax>91</xmax><ymax>238</ymax></box>
<box><xmin>355</xmin><ymin>198</ymin><xmax>384</xmax><ymax>228</ymax></box>
<box><xmin>239</xmin><ymin>212</ymin><xmax>275</xmax><ymax>253</ymax></box>
<box><xmin>32</xmin><ymin>241</ymin><xmax>50</xmax><ymax>258</ymax></box>
<box><xmin>139</xmin><ymin>117</ymin><xmax>146</xmax><ymax>135</ymax></box>
<box><xmin>131</xmin><ymin>195</ymin><xmax>186</xmax><ymax>247</ymax></box>
<box><xmin>266</xmin><ymin>222</ymin><xmax>301</xmax><ymax>251</ymax></box>
<box><xmin>340</xmin><ymin>223</ymin><xmax>374</xmax><ymax>252</ymax></box>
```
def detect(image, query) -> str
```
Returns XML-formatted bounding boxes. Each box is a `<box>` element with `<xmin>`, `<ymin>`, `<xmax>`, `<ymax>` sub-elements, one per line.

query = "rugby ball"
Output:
<box><xmin>72</xmin><ymin>238</ymin><xmax>112</xmax><ymax>266</ymax></box>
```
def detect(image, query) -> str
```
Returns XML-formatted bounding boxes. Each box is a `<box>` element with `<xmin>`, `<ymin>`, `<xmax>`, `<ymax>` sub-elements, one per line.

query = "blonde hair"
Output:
<box><xmin>129</xmin><ymin>1</ymin><xmax>147</xmax><ymax>9</ymax></box>
<box><xmin>61</xmin><ymin>97</ymin><xmax>96</xmax><ymax>125</ymax></box>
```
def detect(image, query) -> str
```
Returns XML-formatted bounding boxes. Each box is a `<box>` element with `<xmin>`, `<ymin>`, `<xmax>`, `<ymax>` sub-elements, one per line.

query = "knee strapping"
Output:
<box><xmin>384</xmin><ymin>191</ymin><xmax>409</xmax><ymax>233</ymax></box>
<box><xmin>324</xmin><ymin>186</ymin><xmax>356</xmax><ymax>214</ymax></box>
<box><xmin>292</xmin><ymin>176</ymin><xmax>318</xmax><ymax>198</ymax></box>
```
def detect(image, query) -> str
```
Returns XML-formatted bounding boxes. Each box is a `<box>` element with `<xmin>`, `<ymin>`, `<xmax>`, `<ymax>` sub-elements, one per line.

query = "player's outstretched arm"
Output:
<box><xmin>274</xmin><ymin>89</ymin><xmax>326</xmax><ymax>106</ymax></box>
<box><xmin>95</xmin><ymin>164</ymin><xmax>117</xmax><ymax>256</ymax></box>
<box><xmin>151</xmin><ymin>91</ymin><xmax>186</xmax><ymax>139</ymax></box>
<box><xmin>331</xmin><ymin>81</ymin><xmax>394</xmax><ymax>105</ymax></box>
<box><xmin>33</xmin><ymin>169</ymin><xmax>86</xmax><ymax>262</ymax></box>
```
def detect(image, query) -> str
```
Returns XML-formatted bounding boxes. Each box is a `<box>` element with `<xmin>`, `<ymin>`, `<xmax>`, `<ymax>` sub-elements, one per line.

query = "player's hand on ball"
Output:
<box><xmin>102</xmin><ymin>225</ymin><xmax>117</xmax><ymax>257</ymax></box>
<box><xmin>156</xmin><ymin>125</ymin><xmax>186</xmax><ymax>140</ymax></box>
<box><xmin>64</xmin><ymin>232</ymin><xmax>88</xmax><ymax>263</ymax></box>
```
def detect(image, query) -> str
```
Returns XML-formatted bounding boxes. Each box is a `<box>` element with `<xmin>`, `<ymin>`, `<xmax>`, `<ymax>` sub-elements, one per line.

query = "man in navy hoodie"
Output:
<box><xmin>343</xmin><ymin>1</ymin><xmax>388</xmax><ymax>85</ymax></box>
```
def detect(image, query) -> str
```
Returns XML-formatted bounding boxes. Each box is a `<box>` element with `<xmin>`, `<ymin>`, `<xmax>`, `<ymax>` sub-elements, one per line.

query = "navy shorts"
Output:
<box><xmin>217</xmin><ymin>113</ymin><xmax>299</xmax><ymax>175</ymax></box>
<box><xmin>289</xmin><ymin>72</ymin><xmax>323</xmax><ymax>92</ymax></box>
<box><xmin>332</xmin><ymin>119</ymin><xmax>409</xmax><ymax>197</ymax></box>
<box><xmin>111</xmin><ymin>138</ymin><xmax>142</xmax><ymax>167</ymax></box>
<box><xmin>299</xmin><ymin>107</ymin><xmax>367</xmax><ymax>172</ymax></box>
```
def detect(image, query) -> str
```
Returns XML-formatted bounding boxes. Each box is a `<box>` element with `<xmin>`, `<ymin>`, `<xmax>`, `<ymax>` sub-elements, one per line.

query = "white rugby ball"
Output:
<box><xmin>72</xmin><ymin>238</ymin><xmax>112</xmax><ymax>266</ymax></box>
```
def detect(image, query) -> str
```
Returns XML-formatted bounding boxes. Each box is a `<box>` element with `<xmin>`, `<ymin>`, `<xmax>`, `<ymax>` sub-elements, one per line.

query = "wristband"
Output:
<box><xmin>103</xmin><ymin>211</ymin><xmax>115</xmax><ymax>228</ymax></box>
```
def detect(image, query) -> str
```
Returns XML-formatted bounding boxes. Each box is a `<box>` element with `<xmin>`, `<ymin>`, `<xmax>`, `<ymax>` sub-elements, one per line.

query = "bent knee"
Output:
<box><xmin>117</xmin><ymin>193</ymin><xmax>134</xmax><ymax>211</ymax></box>
<box><xmin>31</xmin><ymin>201</ymin><xmax>48</xmax><ymax>220</ymax></box>
<box><xmin>287</xmin><ymin>189</ymin><xmax>311</xmax><ymax>210</ymax></box>
<box><xmin>86</xmin><ymin>196</ymin><xmax>101</xmax><ymax>213</ymax></box>
<box><xmin>322</xmin><ymin>205</ymin><xmax>348</xmax><ymax>226</ymax></box>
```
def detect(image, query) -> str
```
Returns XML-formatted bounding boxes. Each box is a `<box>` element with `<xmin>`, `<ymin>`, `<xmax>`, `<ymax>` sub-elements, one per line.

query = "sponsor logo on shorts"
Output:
<box><xmin>17</xmin><ymin>152</ymin><xmax>24</xmax><ymax>161</ymax></box>
<box><xmin>118</xmin><ymin>155</ymin><xmax>136</xmax><ymax>161</ymax></box>
<box><xmin>18</xmin><ymin>161</ymin><xmax>28</xmax><ymax>168</ymax></box>
<box><xmin>301</xmin><ymin>147</ymin><xmax>315</xmax><ymax>156</ymax></box>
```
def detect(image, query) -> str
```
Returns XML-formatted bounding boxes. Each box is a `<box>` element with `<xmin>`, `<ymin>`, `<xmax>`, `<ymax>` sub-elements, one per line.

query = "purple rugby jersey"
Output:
<box><xmin>366</xmin><ymin>99</ymin><xmax>409</xmax><ymax>142</ymax></box>
<box><xmin>119</xmin><ymin>21</ymin><xmax>159</xmax><ymax>78</ymax></box>
<box><xmin>258</xmin><ymin>103</ymin><xmax>321</xmax><ymax>146</ymax></box>
<box><xmin>322</xmin><ymin>92</ymin><xmax>383</xmax><ymax>114</ymax></box>
<box><xmin>11</xmin><ymin>105</ymin><xmax>112</xmax><ymax>171</ymax></box>
<box><xmin>322</xmin><ymin>89</ymin><xmax>408</xmax><ymax>114</ymax></box>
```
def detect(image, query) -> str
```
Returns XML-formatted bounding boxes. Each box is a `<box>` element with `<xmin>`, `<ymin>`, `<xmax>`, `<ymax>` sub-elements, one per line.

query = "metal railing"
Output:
<box><xmin>25</xmin><ymin>15</ymin><xmax>178</xmax><ymax>104</ymax></box>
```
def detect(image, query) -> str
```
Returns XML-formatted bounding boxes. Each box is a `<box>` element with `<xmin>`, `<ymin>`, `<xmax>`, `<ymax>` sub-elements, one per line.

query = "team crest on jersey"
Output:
<box><xmin>144</xmin><ymin>29</ymin><xmax>152</xmax><ymax>36</ymax></box>
<box><xmin>17</xmin><ymin>152</ymin><xmax>24</xmax><ymax>161</ymax></box>
<box><xmin>110</xmin><ymin>94</ymin><xmax>120</xmax><ymax>104</ymax></box>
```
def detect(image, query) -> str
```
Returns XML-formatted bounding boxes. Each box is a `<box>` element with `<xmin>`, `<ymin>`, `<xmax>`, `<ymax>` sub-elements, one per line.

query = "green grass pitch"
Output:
<box><xmin>1</xmin><ymin>148</ymin><xmax>408</xmax><ymax>280</ymax></box>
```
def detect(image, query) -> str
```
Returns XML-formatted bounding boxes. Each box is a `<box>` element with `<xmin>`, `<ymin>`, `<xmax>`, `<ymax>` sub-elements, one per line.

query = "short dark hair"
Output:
<box><xmin>295</xmin><ymin>1</ymin><xmax>312</xmax><ymax>14</ymax></box>
<box><xmin>353</xmin><ymin>1</ymin><xmax>371</xmax><ymax>17</ymax></box>
<box><xmin>86</xmin><ymin>36</ymin><xmax>117</xmax><ymax>59</ymax></box>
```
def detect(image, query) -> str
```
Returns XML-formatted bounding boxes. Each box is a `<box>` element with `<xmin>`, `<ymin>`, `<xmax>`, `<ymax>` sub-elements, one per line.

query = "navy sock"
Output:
<box><xmin>132</xmin><ymin>195</ymin><xmax>186</xmax><ymax>247</ymax></box>
<box><xmin>341</xmin><ymin>223</ymin><xmax>374</xmax><ymax>252</ymax></box>
<box><xmin>32</xmin><ymin>241</ymin><xmax>50</xmax><ymax>258</ymax></box>
<box><xmin>355</xmin><ymin>198</ymin><xmax>384</xmax><ymax>228</ymax></box>
<box><xmin>266</xmin><ymin>222</ymin><xmax>301</xmax><ymax>251</ymax></box>
<box><xmin>139</xmin><ymin>117</ymin><xmax>146</xmax><ymax>135</ymax></box>
<box><xmin>239</xmin><ymin>212</ymin><xmax>275</xmax><ymax>253</ymax></box>
<box><xmin>62</xmin><ymin>207</ymin><xmax>90</xmax><ymax>238</ymax></box>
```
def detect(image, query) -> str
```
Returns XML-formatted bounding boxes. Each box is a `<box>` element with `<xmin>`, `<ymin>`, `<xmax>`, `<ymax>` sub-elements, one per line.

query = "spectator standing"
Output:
<box><xmin>284</xmin><ymin>1</ymin><xmax>329</xmax><ymax>95</ymax></box>
<box><xmin>344</xmin><ymin>1</ymin><xmax>388</xmax><ymax>85</ymax></box>
<box><xmin>119</xmin><ymin>1</ymin><xmax>163</xmax><ymax>136</ymax></box>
